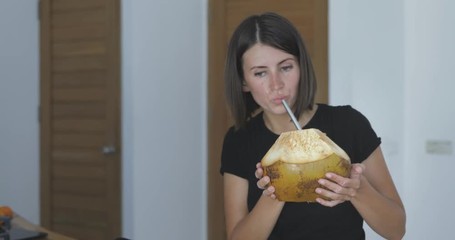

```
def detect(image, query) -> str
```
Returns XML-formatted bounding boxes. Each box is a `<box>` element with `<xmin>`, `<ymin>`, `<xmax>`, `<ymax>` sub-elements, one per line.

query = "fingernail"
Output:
<box><xmin>318</xmin><ymin>179</ymin><xmax>325</xmax><ymax>185</ymax></box>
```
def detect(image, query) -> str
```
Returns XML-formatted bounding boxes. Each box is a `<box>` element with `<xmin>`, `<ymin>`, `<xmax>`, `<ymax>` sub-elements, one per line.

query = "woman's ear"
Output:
<box><xmin>242</xmin><ymin>81</ymin><xmax>250</xmax><ymax>92</ymax></box>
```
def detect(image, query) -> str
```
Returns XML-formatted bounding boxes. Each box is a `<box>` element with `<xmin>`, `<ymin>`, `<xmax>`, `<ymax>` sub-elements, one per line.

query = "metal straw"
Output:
<box><xmin>281</xmin><ymin>99</ymin><xmax>302</xmax><ymax>130</ymax></box>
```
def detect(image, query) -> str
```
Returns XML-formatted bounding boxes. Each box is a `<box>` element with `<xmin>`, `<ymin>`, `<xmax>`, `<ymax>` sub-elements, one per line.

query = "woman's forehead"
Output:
<box><xmin>242</xmin><ymin>44</ymin><xmax>296</xmax><ymax>68</ymax></box>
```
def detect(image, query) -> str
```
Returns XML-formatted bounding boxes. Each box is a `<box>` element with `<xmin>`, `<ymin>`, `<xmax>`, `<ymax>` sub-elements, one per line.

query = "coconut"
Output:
<box><xmin>261</xmin><ymin>128</ymin><xmax>351</xmax><ymax>202</ymax></box>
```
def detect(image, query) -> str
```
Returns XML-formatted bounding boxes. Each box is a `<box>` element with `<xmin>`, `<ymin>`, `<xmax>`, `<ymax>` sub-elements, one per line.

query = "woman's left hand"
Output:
<box><xmin>315</xmin><ymin>163</ymin><xmax>365</xmax><ymax>207</ymax></box>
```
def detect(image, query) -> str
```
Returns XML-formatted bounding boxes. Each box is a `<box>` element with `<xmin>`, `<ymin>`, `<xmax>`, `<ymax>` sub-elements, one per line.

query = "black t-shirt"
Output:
<box><xmin>220</xmin><ymin>104</ymin><xmax>381</xmax><ymax>240</ymax></box>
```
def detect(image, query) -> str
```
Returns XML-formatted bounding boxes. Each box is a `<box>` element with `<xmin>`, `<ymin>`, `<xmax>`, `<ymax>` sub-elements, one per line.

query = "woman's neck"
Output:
<box><xmin>263</xmin><ymin>104</ymin><xmax>318</xmax><ymax>134</ymax></box>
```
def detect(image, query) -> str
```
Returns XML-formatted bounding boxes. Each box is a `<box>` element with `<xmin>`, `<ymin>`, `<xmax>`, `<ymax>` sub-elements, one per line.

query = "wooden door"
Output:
<box><xmin>208</xmin><ymin>1</ymin><xmax>328</xmax><ymax>239</ymax></box>
<box><xmin>39</xmin><ymin>0</ymin><xmax>121</xmax><ymax>239</ymax></box>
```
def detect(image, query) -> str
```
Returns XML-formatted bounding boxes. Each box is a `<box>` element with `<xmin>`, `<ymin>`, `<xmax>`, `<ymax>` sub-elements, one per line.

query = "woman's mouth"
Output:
<box><xmin>272</xmin><ymin>96</ymin><xmax>287</xmax><ymax>104</ymax></box>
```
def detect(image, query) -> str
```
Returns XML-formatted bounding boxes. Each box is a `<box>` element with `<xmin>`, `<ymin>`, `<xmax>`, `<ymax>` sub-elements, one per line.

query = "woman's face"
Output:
<box><xmin>242</xmin><ymin>43</ymin><xmax>300</xmax><ymax>116</ymax></box>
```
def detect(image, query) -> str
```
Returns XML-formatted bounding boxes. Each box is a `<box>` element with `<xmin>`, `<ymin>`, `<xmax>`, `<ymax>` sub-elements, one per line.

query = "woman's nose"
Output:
<box><xmin>269</xmin><ymin>73</ymin><xmax>284</xmax><ymax>91</ymax></box>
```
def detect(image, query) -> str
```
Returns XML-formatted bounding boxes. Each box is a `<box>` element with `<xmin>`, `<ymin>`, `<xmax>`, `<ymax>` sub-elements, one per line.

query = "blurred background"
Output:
<box><xmin>1</xmin><ymin>0</ymin><xmax>454</xmax><ymax>239</ymax></box>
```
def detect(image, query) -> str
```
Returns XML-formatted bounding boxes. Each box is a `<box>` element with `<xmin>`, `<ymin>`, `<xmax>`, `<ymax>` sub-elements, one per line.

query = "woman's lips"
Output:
<box><xmin>272</xmin><ymin>96</ymin><xmax>287</xmax><ymax>104</ymax></box>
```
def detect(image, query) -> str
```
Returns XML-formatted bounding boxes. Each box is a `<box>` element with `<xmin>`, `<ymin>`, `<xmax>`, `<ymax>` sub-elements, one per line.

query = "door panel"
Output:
<box><xmin>208</xmin><ymin>1</ymin><xmax>328</xmax><ymax>239</ymax></box>
<box><xmin>40</xmin><ymin>0</ymin><xmax>121</xmax><ymax>239</ymax></box>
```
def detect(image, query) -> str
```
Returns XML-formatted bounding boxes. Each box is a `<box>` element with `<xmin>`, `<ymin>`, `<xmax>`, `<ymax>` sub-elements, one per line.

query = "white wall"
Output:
<box><xmin>330</xmin><ymin>0</ymin><xmax>455</xmax><ymax>239</ymax></box>
<box><xmin>121</xmin><ymin>0</ymin><xmax>207</xmax><ymax>239</ymax></box>
<box><xmin>403</xmin><ymin>0</ymin><xmax>455</xmax><ymax>239</ymax></box>
<box><xmin>0</xmin><ymin>0</ymin><xmax>40</xmax><ymax>224</ymax></box>
<box><xmin>329</xmin><ymin>1</ymin><xmax>404</xmax><ymax>239</ymax></box>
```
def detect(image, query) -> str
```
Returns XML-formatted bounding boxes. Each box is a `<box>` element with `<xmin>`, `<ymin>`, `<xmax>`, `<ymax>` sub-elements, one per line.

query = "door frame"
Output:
<box><xmin>39</xmin><ymin>0</ymin><xmax>122</xmax><ymax>238</ymax></box>
<box><xmin>207</xmin><ymin>0</ymin><xmax>228</xmax><ymax>239</ymax></box>
<box><xmin>207</xmin><ymin>1</ymin><xmax>328</xmax><ymax>239</ymax></box>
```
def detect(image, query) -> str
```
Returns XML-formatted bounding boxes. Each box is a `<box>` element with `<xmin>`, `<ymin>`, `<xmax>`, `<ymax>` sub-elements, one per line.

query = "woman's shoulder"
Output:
<box><xmin>225</xmin><ymin>114</ymin><xmax>260</xmax><ymax>141</ymax></box>
<box><xmin>318</xmin><ymin>103</ymin><xmax>355</xmax><ymax>112</ymax></box>
<box><xmin>315</xmin><ymin>103</ymin><xmax>374</xmax><ymax>132</ymax></box>
<box><xmin>225</xmin><ymin>112</ymin><xmax>264</xmax><ymax>137</ymax></box>
<box><xmin>316</xmin><ymin>104</ymin><xmax>380</xmax><ymax>162</ymax></box>
<box><xmin>317</xmin><ymin>103</ymin><xmax>366</xmax><ymax>119</ymax></box>
<box><xmin>318</xmin><ymin>103</ymin><xmax>368</xmax><ymax>115</ymax></box>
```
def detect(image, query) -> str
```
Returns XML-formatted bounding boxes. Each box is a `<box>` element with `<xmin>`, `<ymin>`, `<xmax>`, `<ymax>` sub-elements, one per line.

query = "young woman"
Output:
<box><xmin>220</xmin><ymin>12</ymin><xmax>406</xmax><ymax>240</ymax></box>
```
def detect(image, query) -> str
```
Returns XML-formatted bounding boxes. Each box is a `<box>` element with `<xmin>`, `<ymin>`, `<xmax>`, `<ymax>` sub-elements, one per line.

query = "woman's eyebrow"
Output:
<box><xmin>249</xmin><ymin>57</ymin><xmax>295</xmax><ymax>70</ymax></box>
<box><xmin>249</xmin><ymin>66</ymin><xmax>267</xmax><ymax>70</ymax></box>
<box><xmin>279</xmin><ymin>57</ymin><xmax>295</xmax><ymax>64</ymax></box>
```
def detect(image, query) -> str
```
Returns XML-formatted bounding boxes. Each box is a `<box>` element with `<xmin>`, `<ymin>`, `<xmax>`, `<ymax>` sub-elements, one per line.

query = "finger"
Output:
<box><xmin>324</xmin><ymin>173</ymin><xmax>352</xmax><ymax>189</ymax></box>
<box><xmin>315</xmin><ymin>185</ymin><xmax>342</xmax><ymax>201</ymax></box>
<box><xmin>255</xmin><ymin>168</ymin><xmax>263</xmax><ymax>179</ymax></box>
<box><xmin>317</xmin><ymin>176</ymin><xmax>359</xmax><ymax>201</ymax></box>
<box><xmin>315</xmin><ymin>197</ymin><xmax>344</xmax><ymax>207</ymax></box>
<box><xmin>257</xmin><ymin>176</ymin><xmax>270</xmax><ymax>190</ymax></box>
<box><xmin>315</xmin><ymin>186</ymin><xmax>350</xmax><ymax>202</ymax></box>
<box><xmin>263</xmin><ymin>192</ymin><xmax>277</xmax><ymax>200</ymax></box>
<box><xmin>349</xmin><ymin>163</ymin><xmax>364</xmax><ymax>180</ymax></box>
<box><xmin>357</xmin><ymin>163</ymin><xmax>366</xmax><ymax>172</ymax></box>
<box><xmin>262</xmin><ymin>185</ymin><xmax>276</xmax><ymax>198</ymax></box>
<box><xmin>318</xmin><ymin>177</ymin><xmax>356</xmax><ymax>199</ymax></box>
<box><xmin>256</xmin><ymin>162</ymin><xmax>262</xmax><ymax>168</ymax></box>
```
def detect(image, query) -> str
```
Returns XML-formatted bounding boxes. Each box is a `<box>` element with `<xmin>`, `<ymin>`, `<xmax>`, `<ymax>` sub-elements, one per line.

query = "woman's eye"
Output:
<box><xmin>254</xmin><ymin>71</ymin><xmax>266</xmax><ymax>77</ymax></box>
<box><xmin>281</xmin><ymin>65</ymin><xmax>293</xmax><ymax>72</ymax></box>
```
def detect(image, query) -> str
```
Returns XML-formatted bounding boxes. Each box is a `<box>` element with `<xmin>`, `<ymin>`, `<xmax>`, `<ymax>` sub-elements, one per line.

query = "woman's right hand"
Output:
<box><xmin>255</xmin><ymin>162</ymin><xmax>277</xmax><ymax>200</ymax></box>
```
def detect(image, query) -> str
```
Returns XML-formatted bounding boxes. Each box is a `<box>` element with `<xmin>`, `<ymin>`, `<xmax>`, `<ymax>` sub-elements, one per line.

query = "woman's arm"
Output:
<box><xmin>224</xmin><ymin>173</ymin><xmax>284</xmax><ymax>240</ymax></box>
<box><xmin>317</xmin><ymin>146</ymin><xmax>406</xmax><ymax>240</ymax></box>
<box><xmin>351</xmin><ymin>146</ymin><xmax>406</xmax><ymax>239</ymax></box>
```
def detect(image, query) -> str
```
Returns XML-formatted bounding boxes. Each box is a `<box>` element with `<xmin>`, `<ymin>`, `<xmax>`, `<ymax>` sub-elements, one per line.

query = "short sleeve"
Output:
<box><xmin>347</xmin><ymin>106</ymin><xmax>381</xmax><ymax>162</ymax></box>
<box><xmin>220</xmin><ymin>127</ymin><xmax>249</xmax><ymax>179</ymax></box>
